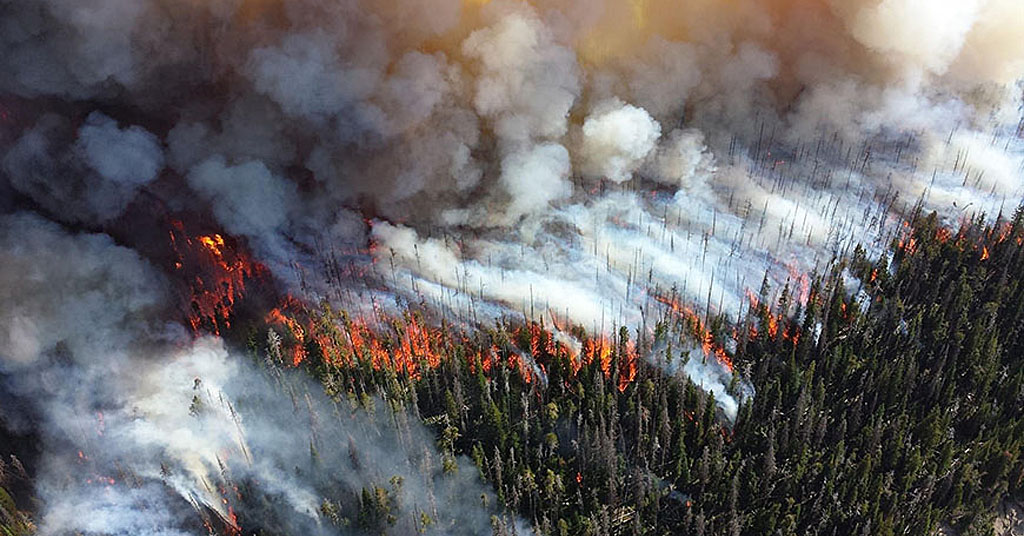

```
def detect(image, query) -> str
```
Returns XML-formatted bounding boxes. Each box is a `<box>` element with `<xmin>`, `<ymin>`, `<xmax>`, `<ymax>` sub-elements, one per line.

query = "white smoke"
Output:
<box><xmin>76</xmin><ymin>112</ymin><xmax>164</xmax><ymax>188</ymax></box>
<box><xmin>580</xmin><ymin>99</ymin><xmax>661</xmax><ymax>183</ymax></box>
<box><xmin>186</xmin><ymin>155</ymin><xmax>300</xmax><ymax>259</ymax></box>
<box><xmin>648</xmin><ymin>129</ymin><xmax>716</xmax><ymax>188</ymax></box>
<box><xmin>1</xmin><ymin>0</ymin><xmax>1023</xmax><ymax>522</ymax></box>
<box><xmin>462</xmin><ymin>6</ymin><xmax>580</xmax><ymax>144</ymax></box>
<box><xmin>0</xmin><ymin>213</ymin><xmax>521</xmax><ymax>535</ymax></box>
<box><xmin>499</xmin><ymin>143</ymin><xmax>573</xmax><ymax>222</ymax></box>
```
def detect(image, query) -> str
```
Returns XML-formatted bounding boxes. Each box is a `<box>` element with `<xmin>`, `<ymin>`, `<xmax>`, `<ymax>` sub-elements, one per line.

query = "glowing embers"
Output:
<box><xmin>168</xmin><ymin>220</ymin><xmax>262</xmax><ymax>335</ymax></box>
<box><xmin>74</xmin><ymin>449</ymin><xmax>118</xmax><ymax>489</ymax></box>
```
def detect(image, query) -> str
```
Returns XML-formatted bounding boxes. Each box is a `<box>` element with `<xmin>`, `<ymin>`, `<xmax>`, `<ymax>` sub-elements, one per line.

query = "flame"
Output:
<box><xmin>897</xmin><ymin>235</ymin><xmax>918</xmax><ymax>255</ymax></box>
<box><xmin>198</xmin><ymin>234</ymin><xmax>226</xmax><ymax>257</ymax></box>
<box><xmin>653</xmin><ymin>293</ymin><xmax>735</xmax><ymax>373</ymax></box>
<box><xmin>897</xmin><ymin>217</ymin><xmax>1024</xmax><ymax>265</ymax></box>
<box><xmin>168</xmin><ymin>221</ymin><xmax>261</xmax><ymax>335</ymax></box>
<box><xmin>587</xmin><ymin>338</ymin><xmax>607</xmax><ymax>375</ymax></box>
<box><xmin>782</xmin><ymin>262</ymin><xmax>812</xmax><ymax>306</ymax></box>
<box><xmin>743</xmin><ymin>287</ymin><xmax>803</xmax><ymax>347</ymax></box>
<box><xmin>265</xmin><ymin>300</ymin><xmax>309</xmax><ymax>365</ymax></box>
<box><xmin>618</xmin><ymin>340</ymin><xmax>638</xmax><ymax>392</ymax></box>
<box><xmin>263</xmin><ymin>300</ymin><xmax>645</xmax><ymax>392</ymax></box>
<box><xmin>766</xmin><ymin>314</ymin><xmax>779</xmax><ymax>339</ymax></box>
<box><xmin>269</xmin><ymin>304</ymin><xmax>447</xmax><ymax>379</ymax></box>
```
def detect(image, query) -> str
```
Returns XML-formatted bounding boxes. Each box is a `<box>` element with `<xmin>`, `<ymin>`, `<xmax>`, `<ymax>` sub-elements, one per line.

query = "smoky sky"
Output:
<box><xmin>1</xmin><ymin>0</ymin><xmax>1023</xmax><ymax>532</ymax></box>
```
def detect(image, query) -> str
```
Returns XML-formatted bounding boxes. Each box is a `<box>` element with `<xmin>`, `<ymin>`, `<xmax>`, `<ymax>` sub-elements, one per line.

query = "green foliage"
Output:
<box><xmin>0</xmin><ymin>487</ymin><xmax>34</xmax><ymax>536</ymax></box>
<box><xmin>228</xmin><ymin>210</ymin><xmax>1024</xmax><ymax>535</ymax></box>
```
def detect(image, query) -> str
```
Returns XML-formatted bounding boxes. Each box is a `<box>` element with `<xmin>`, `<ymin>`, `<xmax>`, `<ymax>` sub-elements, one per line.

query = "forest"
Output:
<box><xmin>3</xmin><ymin>208</ymin><xmax>1023</xmax><ymax>535</ymax></box>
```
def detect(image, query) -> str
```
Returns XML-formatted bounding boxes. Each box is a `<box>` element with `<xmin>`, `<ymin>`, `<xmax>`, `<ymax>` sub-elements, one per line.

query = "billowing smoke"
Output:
<box><xmin>3</xmin><ymin>113</ymin><xmax>164</xmax><ymax>225</ymax></box>
<box><xmin>580</xmin><ymin>99</ymin><xmax>661</xmax><ymax>183</ymax></box>
<box><xmin>1</xmin><ymin>0</ymin><xmax>1023</xmax><ymax>529</ymax></box>
<box><xmin>0</xmin><ymin>214</ymin><xmax>518</xmax><ymax>534</ymax></box>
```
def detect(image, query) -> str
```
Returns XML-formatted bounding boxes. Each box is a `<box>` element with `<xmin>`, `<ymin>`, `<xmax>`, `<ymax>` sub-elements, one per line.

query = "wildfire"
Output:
<box><xmin>618</xmin><ymin>341</ymin><xmax>638</xmax><ymax>392</ymax></box>
<box><xmin>784</xmin><ymin>262</ymin><xmax>811</xmax><ymax>306</ymax></box>
<box><xmin>262</xmin><ymin>297</ymin><xmax>647</xmax><ymax>392</ymax></box>
<box><xmin>168</xmin><ymin>221</ymin><xmax>261</xmax><ymax>335</ymax></box>
<box><xmin>896</xmin><ymin>216</ymin><xmax>1024</xmax><ymax>266</ymax></box>
<box><xmin>897</xmin><ymin>236</ymin><xmax>918</xmax><ymax>255</ymax></box>
<box><xmin>583</xmin><ymin>337</ymin><xmax>614</xmax><ymax>378</ymax></box>
<box><xmin>198</xmin><ymin>234</ymin><xmax>226</xmax><ymax>257</ymax></box>
<box><xmin>265</xmin><ymin>303</ymin><xmax>450</xmax><ymax>379</ymax></box>
<box><xmin>578</xmin><ymin>335</ymin><xmax>637</xmax><ymax>392</ymax></box>
<box><xmin>653</xmin><ymin>293</ymin><xmax>735</xmax><ymax>373</ymax></box>
<box><xmin>266</xmin><ymin>305</ymin><xmax>309</xmax><ymax>366</ymax></box>
<box><xmin>742</xmin><ymin>289</ymin><xmax>802</xmax><ymax>348</ymax></box>
<box><xmin>766</xmin><ymin>314</ymin><xmax>779</xmax><ymax>339</ymax></box>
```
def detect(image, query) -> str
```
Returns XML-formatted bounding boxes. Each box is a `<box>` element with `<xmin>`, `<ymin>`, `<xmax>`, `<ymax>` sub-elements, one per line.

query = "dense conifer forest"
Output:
<box><xmin>271</xmin><ymin>208</ymin><xmax>1021</xmax><ymax>534</ymax></box>
<box><xmin>3</xmin><ymin>210</ymin><xmax>1024</xmax><ymax>535</ymax></box>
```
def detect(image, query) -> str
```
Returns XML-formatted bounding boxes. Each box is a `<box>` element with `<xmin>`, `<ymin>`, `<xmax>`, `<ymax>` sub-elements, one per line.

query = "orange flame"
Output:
<box><xmin>653</xmin><ymin>293</ymin><xmax>735</xmax><ymax>373</ymax></box>
<box><xmin>264</xmin><ymin>301</ymin><xmax>645</xmax><ymax>392</ymax></box>
<box><xmin>169</xmin><ymin>222</ymin><xmax>260</xmax><ymax>335</ymax></box>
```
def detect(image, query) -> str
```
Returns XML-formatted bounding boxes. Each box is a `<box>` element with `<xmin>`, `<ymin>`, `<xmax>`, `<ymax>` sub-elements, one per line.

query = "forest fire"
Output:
<box><xmin>579</xmin><ymin>335</ymin><xmax>637</xmax><ymax>392</ymax></box>
<box><xmin>258</xmin><ymin>293</ymin><xmax>650</xmax><ymax>392</ymax></box>
<box><xmin>785</xmin><ymin>264</ymin><xmax>812</xmax><ymax>306</ymax></box>
<box><xmin>653</xmin><ymin>293</ymin><xmax>734</xmax><ymax>373</ymax></box>
<box><xmin>4</xmin><ymin>0</ymin><xmax>1024</xmax><ymax>533</ymax></box>
<box><xmin>168</xmin><ymin>221</ymin><xmax>263</xmax><ymax>335</ymax></box>
<box><xmin>264</xmin><ymin>301</ymin><xmax>450</xmax><ymax>378</ymax></box>
<box><xmin>742</xmin><ymin>288</ymin><xmax>806</xmax><ymax>348</ymax></box>
<box><xmin>896</xmin><ymin>214</ymin><xmax>1024</xmax><ymax>264</ymax></box>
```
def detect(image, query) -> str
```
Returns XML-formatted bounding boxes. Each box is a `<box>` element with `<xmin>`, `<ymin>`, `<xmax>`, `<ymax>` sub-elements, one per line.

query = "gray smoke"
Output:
<box><xmin>3</xmin><ymin>113</ymin><xmax>163</xmax><ymax>224</ymax></box>
<box><xmin>1</xmin><ymin>0</ymin><xmax>1023</xmax><ymax>525</ymax></box>
<box><xmin>0</xmin><ymin>213</ymin><xmax>520</xmax><ymax>534</ymax></box>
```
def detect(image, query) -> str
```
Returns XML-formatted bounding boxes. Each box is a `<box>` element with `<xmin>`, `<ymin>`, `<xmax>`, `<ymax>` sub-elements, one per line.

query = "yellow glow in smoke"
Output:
<box><xmin>577</xmin><ymin>0</ymin><xmax>653</xmax><ymax>65</ymax></box>
<box><xmin>630</xmin><ymin>0</ymin><xmax>648</xmax><ymax>30</ymax></box>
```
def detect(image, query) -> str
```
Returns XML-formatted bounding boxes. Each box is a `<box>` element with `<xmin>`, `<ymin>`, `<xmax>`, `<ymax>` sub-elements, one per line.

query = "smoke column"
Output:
<box><xmin>1</xmin><ymin>0</ymin><xmax>1023</xmax><ymax>531</ymax></box>
<box><xmin>1</xmin><ymin>213</ymin><xmax>521</xmax><ymax>534</ymax></box>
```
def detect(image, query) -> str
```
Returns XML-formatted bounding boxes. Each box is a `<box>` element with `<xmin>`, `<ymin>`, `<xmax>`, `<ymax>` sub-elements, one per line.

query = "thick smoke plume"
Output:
<box><xmin>1</xmin><ymin>0</ymin><xmax>1023</xmax><ymax>530</ymax></box>
<box><xmin>0</xmin><ymin>214</ymin><xmax>517</xmax><ymax>534</ymax></box>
